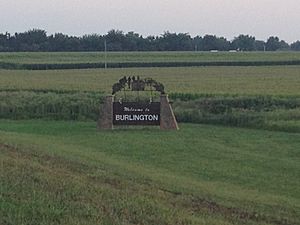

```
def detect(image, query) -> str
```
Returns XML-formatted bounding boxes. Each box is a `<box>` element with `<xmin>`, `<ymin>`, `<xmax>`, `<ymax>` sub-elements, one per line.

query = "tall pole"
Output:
<box><xmin>104</xmin><ymin>39</ymin><xmax>107</xmax><ymax>69</ymax></box>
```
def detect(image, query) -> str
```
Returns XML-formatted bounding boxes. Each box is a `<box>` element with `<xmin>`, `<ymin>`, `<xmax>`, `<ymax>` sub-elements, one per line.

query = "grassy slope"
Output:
<box><xmin>1</xmin><ymin>121</ymin><xmax>299</xmax><ymax>225</ymax></box>
<box><xmin>1</xmin><ymin>52</ymin><xmax>300</xmax><ymax>64</ymax></box>
<box><xmin>1</xmin><ymin>66</ymin><xmax>300</xmax><ymax>96</ymax></box>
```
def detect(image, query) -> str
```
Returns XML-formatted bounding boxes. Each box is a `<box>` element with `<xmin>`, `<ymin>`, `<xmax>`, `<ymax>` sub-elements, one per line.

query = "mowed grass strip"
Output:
<box><xmin>1</xmin><ymin>121</ymin><xmax>299</xmax><ymax>225</ymax></box>
<box><xmin>1</xmin><ymin>143</ymin><xmax>201</xmax><ymax>225</ymax></box>
<box><xmin>1</xmin><ymin>66</ymin><xmax>300</xmax><ymax>95</ymax></box>
<box><xmin>1</xmin><ymin>51</ymin><xmax>300</xmax><ymax>64</ymax></box>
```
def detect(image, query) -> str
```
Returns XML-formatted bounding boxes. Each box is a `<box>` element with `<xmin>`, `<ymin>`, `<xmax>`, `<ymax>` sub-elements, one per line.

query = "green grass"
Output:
<box><xmin>1</xmin><ymin>66</ymin><xmax>300</xmax><ymax>96</ymax></box>
<box><xmin>1</xmin><ymin>91</ymin><xmax>299</xmax><ymax>133</ymax></box>
<box><xmin>1</xmin><ymin>65</ymin><xmax>299</xmax><ymax>132</ymax></box>
<box><xmin>1</xmin><ymin>51</ymin><xmax>300</xmax><ymax>64</ymax></box>
<box><xmin>0</xmin><ymin>91</ymin><xmax>103</xmax><ymax>120</ymax></box>
<box><xmin>1</xmin><ymin>52</ymin><xmax>299</xmax><ymax>224</ymax></box>
<box><xmin>1</xmin><ymin>120</ymin><xmax>299</xmax><ymax>225</ymax></box>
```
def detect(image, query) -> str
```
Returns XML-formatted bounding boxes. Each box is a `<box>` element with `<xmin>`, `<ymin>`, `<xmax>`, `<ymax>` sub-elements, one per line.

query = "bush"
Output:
<box><xmin>2</xmin><ymin>60</ymin><xmax>300</xmax><ymax>70</ymax></box>
<box><xmin>1</xmin><ymin>91</ymin><xmax>299</xmax><ymax>133</ymax></box>
<box><xmin>0</xmin><ymin>91</ymin><xmax>104</xmax><ymax>120</ymax></box>
<box><xmin>172</xmin><ymin>96</ymin><xmax>300</xmax><ymax>132</ymax></box>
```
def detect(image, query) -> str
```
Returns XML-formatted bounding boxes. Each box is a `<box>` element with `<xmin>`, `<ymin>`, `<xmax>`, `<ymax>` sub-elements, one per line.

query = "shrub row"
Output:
<box><xmin>2</xmin><ymin>60</ymin><xmax>300</xmax><ymax>70</ymax></box>
<box><xmin>1</xmin><ymin>91</ymin><xmax>299</xmax><ymax>132</ymax></box>
<box><xmin>172</xmin><ymin>96</ymin><xmax>300</xmax><ymax>132</ymax></box>
<box><xmin>172</xmin><ymin>95</ymin><xmax>300</xmax><ymax>111</ymax></box>
<box><xmin>0</xmin><ymin>91</ymin><xmax>104</xmax><ymax>120</ymax></box>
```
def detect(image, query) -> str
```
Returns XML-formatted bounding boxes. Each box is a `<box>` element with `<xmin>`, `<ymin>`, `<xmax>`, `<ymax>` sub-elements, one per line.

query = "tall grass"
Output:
<box><xmin>172</xmin><ymin>96</ymin><xmax>300</xmax><ymax>132</ymax></box>
<box><xmin>1</xmin><ymin>90</ymin><xmax>299</xmax><ymax>132</ymax></box>
<box><xmin>1</xmin><ymin>66</ymin><xmax>300</xmax><ymax>96</ymax></box>
<box><xmin>0</xmin><ymin>91</ymin><xmax>103</xmax><ymax>120</ymax></box>
<box><xmin>3</xmin><ymin>60</ymin><xmax>300</xmax><ymax>70</ymax></box>
<box><xmin>1</xmin><ymin>51</ymin><xmax>300</xmax><ymax>64</ymax></box>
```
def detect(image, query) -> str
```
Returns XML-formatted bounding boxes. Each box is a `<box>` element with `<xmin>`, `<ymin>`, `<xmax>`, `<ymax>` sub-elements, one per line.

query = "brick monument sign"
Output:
<box><xmin>97</xmin><ymin>76</ymin><xmax>178</xmax><ymax>130</ymax></box>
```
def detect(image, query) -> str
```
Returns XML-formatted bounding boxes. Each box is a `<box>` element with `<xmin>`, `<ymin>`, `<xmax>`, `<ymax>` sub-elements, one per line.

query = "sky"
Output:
<box><xmin>1</xmin><ymin>0</ymin><xmax>300</xmax><ymax>43</ymax></box>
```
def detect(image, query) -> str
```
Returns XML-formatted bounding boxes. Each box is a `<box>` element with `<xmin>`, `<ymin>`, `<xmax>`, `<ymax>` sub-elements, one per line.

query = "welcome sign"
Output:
<box><xmin>98</xmin><ymin>76</ymin><xmax>178</xmax><ymax>130</ymax></box>
<box><xmin>113</xmin><ymin>102</ymin><xmax>160</xmax><ymax>126</ymax></box>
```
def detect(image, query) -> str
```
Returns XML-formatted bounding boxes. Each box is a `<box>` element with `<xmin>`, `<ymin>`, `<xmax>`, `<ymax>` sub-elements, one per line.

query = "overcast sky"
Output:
<box><xmin>1</xmin><ymin>0</ymin><xmax>299</xmax><ymax>43</ymax></box>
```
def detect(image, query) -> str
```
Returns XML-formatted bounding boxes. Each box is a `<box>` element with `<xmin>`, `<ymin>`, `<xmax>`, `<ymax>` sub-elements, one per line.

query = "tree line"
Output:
<box><xmin>1</xmin><ymin>29</ymin><xmax>300</xmax><ymax>52</ymax></box>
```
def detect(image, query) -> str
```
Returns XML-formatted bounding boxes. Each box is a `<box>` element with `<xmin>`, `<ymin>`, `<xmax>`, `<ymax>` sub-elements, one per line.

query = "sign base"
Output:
<box><xmin>160</xmin><ymin>94</ymin><xmax>179</xmax><ymax>130</ymax></box>
<box><xmin>97</xmin><ymin>94</ymin><xmax>179</xmax><ymax>130</ymax></box>
<box><xmin>97</xmin><ymin>95</ymin><xmax>113</xmax><ymax>130</ymax></box>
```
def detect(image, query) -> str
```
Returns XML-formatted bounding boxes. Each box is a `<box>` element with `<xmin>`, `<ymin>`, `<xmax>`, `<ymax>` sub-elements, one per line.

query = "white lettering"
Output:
<box><xmin>115</xmin><ymin>114</ymin><xmax>159</xmax><ymax>121</ymax></box>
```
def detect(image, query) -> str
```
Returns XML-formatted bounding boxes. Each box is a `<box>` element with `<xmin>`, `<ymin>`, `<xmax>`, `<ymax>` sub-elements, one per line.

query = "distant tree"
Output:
<box><xmin>0</xmin><ymin>28</ymin><xmax>297</xmax><ymax>52</ymax></box>
<box><xmin>124</xmin><ymin>32</ymin><xmax>144</xmax><ymax>51</ymax></box>
<box><xmin>266</xmin><ymin>36</ymin><xmax>290</xmax><ymax>51</ymax></box>
<box><xmin>47</xmin><ymin>33</ymin><xmax>80</xmax><ymax>51</ymax></box>
<box><xmin>193</xmin><ymin>36</ymin><xmax>202</xmax><ymax>51</ymax></box>
<box><xmin>105</xmin><ymin>30</ymin><xmax>126</xmax><ymax>51</ymax></box>
<box><xmin>157</xmin><ymin>32</ymin><xmax>193</xmax><ymax>51</ymax></box>
<box><xmin>81</xmin><ymin>34</ymin><xmax>104</xmax><ymax>51</ymax></box>
<box><xmin>265</xmin><ymin>36</ymin><xmax>279</xmax><ymax>51</ymax></box>
<box><xmin>14</xmin><ymin>29</ymin><xmax>48</xmax><ymax>51</ymax></box>
<box><xmin>200</xmin><ymin>35</ymin><xmax>230</xmax><ymax>51</ymax></box>
<box><xmin>144</xmin><ymin>35</ymin><xmax>157</xmax><ymax>51</ymax></box>
<box><xmin>48</xmin><ymin>33</ymin><xmax>67</xmax><ymax>51</ymax></box>
<box><xmin>291</xmin><ymin>41</ymin><xmax>300</xmax><ymax>51</ymax></box>
<box><xmin>254</xmin><ymin>40</ymin><xmax>266</xmax><ymax>51</ymax></box>
<box><xmin>231</xmin><ymin>35</ymin><xmax>256</xmax><ymax>51</ymax></box>
<box><xmin>279</xmin><ymin>40</ymin><xmax>290</xmax><ymax>50</ymax></box>
<box><xmin>0</xmin><ymin>32</ymin><xmax>10</xmax><ymax>51</ymax></box>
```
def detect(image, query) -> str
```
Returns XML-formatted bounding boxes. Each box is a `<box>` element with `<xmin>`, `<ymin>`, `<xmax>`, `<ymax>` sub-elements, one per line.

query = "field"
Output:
<box><xmin>1</xmin><ymin>51</ymin><xmax>300</xmax><ymax>64</ymax></box>
<box><xmin>1</xmin><ymin>66</ymin><xmax>300</xmax><ymax>95</ymax></box>
<box><xmin>1</xmin><ymin>121</ymin><xmax>300</xmax><ymax>225</ymax></box>
<box><xmin>1</xmin><ymin>52</ymin><xmax>300</xmax><ymax>70</ymax></box>
<box><xmin>1</xmin><ymin>52</ymin><xmax>300</xmax><ymax>225</ymax></box>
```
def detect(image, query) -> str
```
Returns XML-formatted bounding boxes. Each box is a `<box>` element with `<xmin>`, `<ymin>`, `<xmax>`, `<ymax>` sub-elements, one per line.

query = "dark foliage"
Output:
<box><xmin>112</xmin><ymin>77</ymin><xmax>165</xmax><ymax>95</ymax></box>
<box><xmin>1</xmin><ymin>29</ymin><xmax>299</xmax><ymax>52</ymax></box>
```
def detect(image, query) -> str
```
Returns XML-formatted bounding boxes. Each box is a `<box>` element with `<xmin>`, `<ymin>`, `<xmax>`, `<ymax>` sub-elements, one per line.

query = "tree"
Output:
<box><xmin>157</xmin><ymin>32</ymin><xmax>193</xmax><ymax>51</ymax></box>
<box><xmin>279</xmin><ymin>40</ymin><xmax>290</xmax><ymax>50</ymax></box>
<box><xmin>0</xmin><ymin>28</ymin><xmax>297</xmax><ymax>52</ymax></box>
<box><xmin>266</xmin><ymin>36</ymin><xmax>281</xmax><ymax>51</ymax></box>
<box><xmin>0</xmin><ymin>32</ymin><xmax>10</xmax><ymax>51</ymax></box>
<box><xmin>266</xmin><ymin>36</ymin><xmax>290</xmax><ymax>51</ymax></box>
<box><xmin>291</xmin><ymin>41</ymin><xmax>300</xmax><ymax>51</ymax></box>
<box><xmin>124</xmin><ymin>32</ymin><xmax>144</xmax><ymax>51</ymax></box>
<box><xmin>105</xmin><ymin>30</ymin><xmax>126</xmax><ymax>51</ymax></box>
<box><xmin>193</xmin><ymin>36</ymin><xmax>202</xmax><ymax>51</ymax></box>
<box><xmin>200</xmin><ymin>35</ymin><xmax>230</xmax><ymax>51</ymax></box>
<box><xmin>231</xmin><ymin>35</ymin><xmax>256</xmax><ymax>51</ymax></box>
<box><xmin>144</xmin><ymin>35</ymin><xmax>157</xmax><ymax>51</ymax></box>
<box><xmin>254</xmin><ymin>40</ymin><xmax>266</xmax><ymax>51</ymax></box>
<box><xmin>14</xmin><ymin>29</ymin><xmax>48</xmax><ymax>51</ymax></box>
<box><xmin>81</xmin><ymin>34</ymin><xmax>104</xmax><ymax>51</ymax></box>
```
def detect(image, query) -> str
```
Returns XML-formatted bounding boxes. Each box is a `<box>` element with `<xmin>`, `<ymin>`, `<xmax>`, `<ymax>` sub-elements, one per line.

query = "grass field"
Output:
<box><xmin>1</xmin><ymin>66</ymin><xmax>300</xmax><ymax>96</ymax></box>
<box><xmin>1</xmin><ymin>52</ymin><xmax>300</xmax><ymax>224</ymax></box>
<box><xmin>1</xmin><ymin>121</ymin><xmax>299</xmax><ymax>225</ymax></box>
<box><xmin>1</xmin><ymin>51</ymin><xmax>300</xmax><ymax>64</ymax></box>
